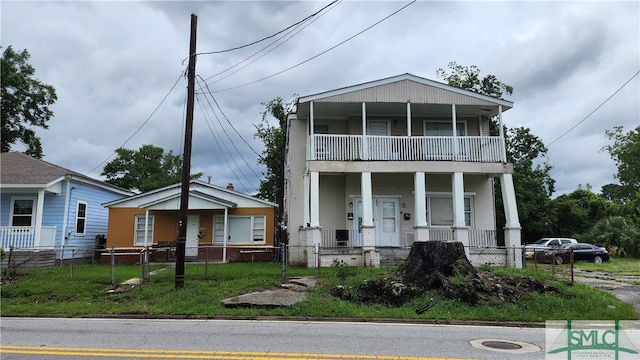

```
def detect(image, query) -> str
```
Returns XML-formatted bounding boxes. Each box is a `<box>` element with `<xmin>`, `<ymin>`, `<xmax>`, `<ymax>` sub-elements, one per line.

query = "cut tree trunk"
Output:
<box><xmin>398</xmin><ymin>241</ymin><xmax>477</xmax><ymax>290</ymax></box>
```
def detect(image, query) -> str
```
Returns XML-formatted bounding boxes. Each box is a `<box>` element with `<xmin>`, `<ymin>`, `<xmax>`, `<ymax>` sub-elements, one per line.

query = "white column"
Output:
<box><xmin>144</xmin><ymin>209</ymin><xmax>150</xmax><ymax>247</ymax></box>
<box><xmin>414</xmin><ymin>172</ymin><xmax>427</xmax><ymax>227</ymax></box>
<box><xmin>303</xmin><ymin>174</ymin><xmax>310</xmax><ymax>227</ymax></box>
<box><xmin>500</xmin><ymin>173</ymin><xmax>520</xmax><ymax>228</ymax></box>
<box><xmin>310</xmin><ymin>171</ymin><xmax>320</xmax><ymax>228</ymax></box>
<box><xmin>223</xmin><ymin>207</ymin><xmax>229</xmax><ymax>262</ymax></box>
<box><xmin>310</xmin><ymin>101</ymin><xmax>315</xmax><ymax>160</ymax></box>
<box><xmin>451</xmin><ymin>104</ymin><xmax>458</xmax><ymax>160</ymax></box>
<box><xmin>498</xmin><ymin>105</ymin><xmax>507</xmax><ymax>163</ymax></box>
<box><xmin>361</xmin><ymin>172</ymin><xmax>374</xmax><ymax>227</ymax></box>
<box><xmin>414</xmin><ymin>172</ymin><xmax>429</xmax><ymax>242</ymax></box>
<box><xmin>34</xmin><ymin>189</ymin><xmax>45</xmax><ymax>248</ymax></box>
<box><xmin>361</xmin><ymin>102</ymin><xmax>368</xmax><ymax>159</ymax></box>
<box><xmin>406</xmin><ymin>102</ymin><xmax>412</xmax><ymax>136</ymax></box>
<box><xmin>452</xmin><ymin>172</ymin><xmax>465</xmax><ymax>228</ymax></box>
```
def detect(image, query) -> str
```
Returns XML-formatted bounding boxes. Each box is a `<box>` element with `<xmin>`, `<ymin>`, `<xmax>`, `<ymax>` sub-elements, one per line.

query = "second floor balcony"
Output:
<box><xmin>309</xmin><ymin>134</ymin><xmax>505</xmax><ymax>162</ymax></box>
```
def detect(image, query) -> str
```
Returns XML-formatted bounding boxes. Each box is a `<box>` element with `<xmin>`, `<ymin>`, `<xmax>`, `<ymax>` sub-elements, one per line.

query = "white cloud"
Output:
<box><xmin>2</xmin><ymin>0</ymin><xmax>638</xmax><ymax>197</ymax></box>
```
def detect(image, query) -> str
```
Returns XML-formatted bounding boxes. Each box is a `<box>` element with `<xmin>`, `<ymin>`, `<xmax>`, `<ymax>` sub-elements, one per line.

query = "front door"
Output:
<box><xmin>353</xmin><ymin>196</ymin><xmax>400</xmax><ymax>246</ymax></box>
<box><xmin>185</xmin><ymin>215</ymin><xmax>200</xmax><ymax>258</ymax></box>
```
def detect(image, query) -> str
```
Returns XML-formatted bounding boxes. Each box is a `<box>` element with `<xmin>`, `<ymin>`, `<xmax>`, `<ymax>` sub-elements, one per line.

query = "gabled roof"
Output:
<box><xmin>103</xmin><ymin>179</ymin><xmax>277</xmax><ymax>210</ymax></box>
<box><xmin>0</xmin><ymin>152</ymin><xmax>132</xmax><ymax>195</ymax></box>
<box><xmin>297</xmin><ymin>73</ymin><xmax>513</xmax><ymax>118</ymax></box>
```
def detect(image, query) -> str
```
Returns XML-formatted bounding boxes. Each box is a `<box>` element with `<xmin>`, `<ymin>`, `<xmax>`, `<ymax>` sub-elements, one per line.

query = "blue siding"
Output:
<box><xmin>1</xmin><ymin>180</ymin><xmax>128</xmax><ymax>259</ymax></box>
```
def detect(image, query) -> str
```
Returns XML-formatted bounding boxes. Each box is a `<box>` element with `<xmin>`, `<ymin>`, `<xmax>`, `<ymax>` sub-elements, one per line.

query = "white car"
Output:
<box><xmin>524</xmin><ymin>237</ymin><xmax>578</xmax><ymax>259</ymax></box>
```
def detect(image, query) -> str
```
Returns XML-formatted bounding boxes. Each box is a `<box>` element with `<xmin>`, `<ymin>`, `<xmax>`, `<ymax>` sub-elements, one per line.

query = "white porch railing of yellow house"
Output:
<box><xmin>311</xmin><ymin>135</ymin><xmax>503</xmax><ymax>162</ymax></box>
<box><xmin>0</xmin><ymin>226</ymin><xmax>57</xmax><ymax>249</ymax></box>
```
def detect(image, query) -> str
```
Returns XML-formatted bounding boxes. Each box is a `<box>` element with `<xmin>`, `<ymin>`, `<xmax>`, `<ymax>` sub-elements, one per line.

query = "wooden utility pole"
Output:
<box><xmin>175</xmin><ymin>13</ymin><xmax>197</xmax><ymax>289</ymax></box>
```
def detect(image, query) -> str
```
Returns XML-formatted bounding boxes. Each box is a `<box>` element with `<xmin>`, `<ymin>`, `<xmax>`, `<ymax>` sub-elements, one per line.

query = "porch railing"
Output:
<box><xmin>318</xmin><ymin>228</ymin><xmax>497</xmax><ymax>248</ymax></box>
<box><xmin>0</xmin><ymin>226</ymin><xmax>57</xmax><ymax>249</ymax></box>
<box><xmin>311</xmin><ymin>135</ymin><xmax>503</xmax><ymax>162</ymax></box>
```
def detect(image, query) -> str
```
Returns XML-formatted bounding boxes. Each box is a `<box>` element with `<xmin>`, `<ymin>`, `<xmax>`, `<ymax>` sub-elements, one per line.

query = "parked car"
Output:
<box><xmin>524</xmin><ymin>237</ymin><xmax>578</xmax><ymax>258</ymax></box>
<box><xmin>534</xmin><ymin>243</ymin><xmax>609</xmax><ymax>265</ymax></box>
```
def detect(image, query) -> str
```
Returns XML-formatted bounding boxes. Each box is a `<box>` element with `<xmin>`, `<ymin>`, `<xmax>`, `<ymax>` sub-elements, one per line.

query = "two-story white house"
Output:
<box><xmin>284</xmin><ymin>74</ymin><xmax>521</xmax><ymax>268</ymax></box>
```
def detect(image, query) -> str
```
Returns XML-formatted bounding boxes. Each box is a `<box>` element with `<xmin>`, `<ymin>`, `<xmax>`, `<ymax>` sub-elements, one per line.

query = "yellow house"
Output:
<box><xmin>103</xmin><ymin>180</ymin><xmax>277</xmax><ymax>263</ymax></box>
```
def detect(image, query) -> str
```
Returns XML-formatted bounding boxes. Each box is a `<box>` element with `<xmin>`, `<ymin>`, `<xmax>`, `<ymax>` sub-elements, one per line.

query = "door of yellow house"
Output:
<box><xmin>186</xmin><ymin>215</ymin><xmax>200</xmax><ymax>258</ymax></box>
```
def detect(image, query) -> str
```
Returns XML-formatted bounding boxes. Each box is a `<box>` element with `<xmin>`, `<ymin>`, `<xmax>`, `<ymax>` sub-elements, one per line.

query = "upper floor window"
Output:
<box><xmin>75</xmin><ymin>201</ymin><xmax>87</xmax><ymax>236</ymax></box>
<box><xmin>424</xmin><ymin>121</ymin><xmax>466</xmax><ymax>136</ymax></box>
<box><xmin>10</xmin><ymin>197</ymin><xmax>36</xmax><ymax>226</ymax></box>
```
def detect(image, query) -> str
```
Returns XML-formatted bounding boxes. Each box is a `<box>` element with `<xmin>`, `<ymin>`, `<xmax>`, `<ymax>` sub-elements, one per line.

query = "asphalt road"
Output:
<box><xmin>0</xmin><ymin>317</ymin><xmax>546</xmax><ymax>359</ymax></box>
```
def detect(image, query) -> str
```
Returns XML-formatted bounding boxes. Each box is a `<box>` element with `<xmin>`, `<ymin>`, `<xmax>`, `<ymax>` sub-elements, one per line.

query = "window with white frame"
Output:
<box><xmin>424</xmin><ymin>121</ymin><xmax>466</xmax><ymax>136</ymax></box>
<box><xmin>134</xmin><ymin>215</ymin><xmax>154</xmax><ymax>246</ymax></box>
<box><xmin>75</xmin><ymin>201</ymin><xmax>87</xmax><ymax>236</ymax></box>
<box><xmin>426</xmin><ymin>195</ymin><xmax>473</xmax><ymax>227</ymax></box>
<box><xmin>10</xmin><ymin>197</ymin><xmax>36</xmax><ymax>226</ymax></box>
<box><xmin>213</xmin><ymin>215</ymin><xmax>266</xmax><ymax>244</ymax></box>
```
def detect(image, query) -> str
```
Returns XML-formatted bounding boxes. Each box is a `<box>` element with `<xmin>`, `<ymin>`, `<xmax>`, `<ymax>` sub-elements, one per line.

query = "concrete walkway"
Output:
<box><xmin>221</xmin><ymin>277</ymin><xmax>317</xmax><ymax>308</ymax></box>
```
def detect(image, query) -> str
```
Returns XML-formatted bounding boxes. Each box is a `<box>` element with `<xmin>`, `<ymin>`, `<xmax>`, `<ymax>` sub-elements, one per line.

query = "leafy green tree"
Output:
<box><xmin>255</xmin><ymin>96</ymin><xmax>297</xmax><ymax>219</ymax></box>
<box><xmin>601</xmin><ymin>125</ymin><xmax>640</xmax><ymax>200</ymax></box>
<box><xmin>549</xmin><ymin>187</ymin><xmax>619</xmax><ymax>239</ymax></box>
<box><xmin>437</xmin><ymin>61</ymin><xmax>513</xmax><ymax>99</ymax></box>
<box><xmin>585</xmin><ymin>216</ymin><xmax>640</xmax><ymax>258</ymax></box>
<box><xmin>101</xmin><ymin>144</ymin><xmax>202</xmax><ymax>192</ymax></box>
<box><xmin>438</xmin><ymin>62</ymin><xmax>554</xmax><ymax>243</ymax></box>
<box><xmin>499</xmin><ymin>127</ymin><xmax>555</xmax><ymax>242</ymax></box>
<box><xmin>1</xmin><ymin>46</ymin><xmax>57</xmax><ymax>158</ymax></box>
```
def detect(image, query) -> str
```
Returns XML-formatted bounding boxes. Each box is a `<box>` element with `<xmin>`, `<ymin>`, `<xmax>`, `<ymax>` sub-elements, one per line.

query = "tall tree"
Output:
<box><xmin>601</xmin><ymin>125</ymin><xmax>640</xmax><ymax>200</ymax></box>
<box><xmin>101</xmin><ymin>144</ymin><xmax>202</xmax><ymax>192</ymax></box>
<box><xmin>438</xmin><ymin>62</ymin><xmax>554</xmax><ymax>243</ymax></box>
<box><xmin>255</xmin><ymin>96</ymin><xmax>297</xmax><ymax>220</ymax></box>
<box><xmin>437</xmin><ymin>61</ymin><xmax>513</xmax><ymax>99</ymax></box>
<box><xmin>1</xmin><ymin>46</ymin><xmax>57</xmax><ymax>158</ymax></box>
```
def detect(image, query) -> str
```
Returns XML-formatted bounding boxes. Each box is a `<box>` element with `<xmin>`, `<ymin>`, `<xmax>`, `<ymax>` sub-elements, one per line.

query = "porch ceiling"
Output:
<box><xmin>297</xmin><ymin>102</ymin><xmax>503</xmax><ymax>119</ymax></box>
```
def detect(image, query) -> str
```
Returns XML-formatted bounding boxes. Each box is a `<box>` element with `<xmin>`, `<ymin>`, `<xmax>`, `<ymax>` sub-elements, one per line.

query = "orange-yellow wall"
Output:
<box><xmin>106</xmin><ymin>207</ymin><xmax>276</xmax><ymax>248</ymax></box>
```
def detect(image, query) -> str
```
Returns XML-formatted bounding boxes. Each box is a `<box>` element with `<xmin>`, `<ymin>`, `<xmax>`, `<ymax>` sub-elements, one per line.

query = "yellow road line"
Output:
<box><xmin>0</xmin><ymin>345</ymin><xmax>471</xmax><ymax>360</ymax></box>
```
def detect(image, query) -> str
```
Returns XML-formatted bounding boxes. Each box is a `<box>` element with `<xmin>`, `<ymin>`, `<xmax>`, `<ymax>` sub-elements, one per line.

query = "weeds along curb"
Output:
<box><xmin>0</xmin><ymin>313</ymin><xmax>546</xmax><ymax>328</ymax></box>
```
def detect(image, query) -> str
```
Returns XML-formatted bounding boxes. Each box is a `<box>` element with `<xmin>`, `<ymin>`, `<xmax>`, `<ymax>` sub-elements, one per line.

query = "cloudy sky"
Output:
<box><xmin>2</xmin><ymin>0</ymin><xmax>639</xmax><ymax>196</ymax></box>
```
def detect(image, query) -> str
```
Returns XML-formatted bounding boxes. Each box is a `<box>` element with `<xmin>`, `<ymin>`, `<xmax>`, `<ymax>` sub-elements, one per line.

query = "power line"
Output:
<box><xmin>195</xmin><ymin>0</ymin><xmax>339</xmax><ymax>57</ymax></box>
<box><xmin>203</xmin><ymin>0</ymin><xmax>417</xmax><ymax>94</ymax></box>
<box><xmin>547</xmin><ymin>70</ymin><xmax>640</xmax><ymax>147</ymax></box>
<box><xmin>85</xmin><ymin>71</ymin><xmax>185</xmax><ymax>176</ymax></box>
<box><xmin>198</xmin><ymin>76</ymin><xmax>260</xmax><ymax>157</ymax></box>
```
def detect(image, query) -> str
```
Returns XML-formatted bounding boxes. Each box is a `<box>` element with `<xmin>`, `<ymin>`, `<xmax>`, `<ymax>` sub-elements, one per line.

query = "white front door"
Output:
<box><xmin>353</xmin><ymin>196</ymin><xmax>400</xmax><ymax>246</ymax></box>
<box><xmin>185</xmin><ymin>215</ymin><xmax>200</xmax><ymax>258</ymax></box>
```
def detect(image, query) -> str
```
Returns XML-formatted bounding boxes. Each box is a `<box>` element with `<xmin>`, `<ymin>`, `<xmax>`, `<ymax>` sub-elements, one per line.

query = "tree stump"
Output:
<box><xmin>398</xmin><ymin>241</ymin><xmax>477</xmax><ymax>290</ymax></box>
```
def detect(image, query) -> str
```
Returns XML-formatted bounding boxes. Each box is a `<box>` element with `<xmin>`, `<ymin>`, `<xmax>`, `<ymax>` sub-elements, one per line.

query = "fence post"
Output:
<box><xmin>139</xmin><ymin>249</ymin><xmax>144</xmax><ymax>291</ymax></box>
<box><xmin>6</xmin><ymin>246</ymin><xmax>13</xmax><ymax>277</ymax></box>
<box><xmin>570</xmin><ymin>248</ymin><xmax>574</xmax><ymax>285</ymax></box>
<box><xmin>204</xmin><ymin>246</ymin><xmax>209</xmax><ymax>279</ymax></box>
<box><xmin>70</xmin><ymin>249</ymin><xmax>75</xmax><ymax>280</ymax></box>
<box><xmin>315</xmin><ymin>243</ymin><xmax>320</xmax><ymax>277</ymax></box>
<box><xmin>145</xmin><ymin>246</ymin><xmax>150</xmax><ymax>282</ymax></box>
<box><xmin>281</xmin><ymin>244</ymin><xmax>287</xmax><ymax>281</ymax></box>
<box><xmin>110</xmin><ymin>245</ymin><xmax>115</xmax><ymax>286</ymax></box>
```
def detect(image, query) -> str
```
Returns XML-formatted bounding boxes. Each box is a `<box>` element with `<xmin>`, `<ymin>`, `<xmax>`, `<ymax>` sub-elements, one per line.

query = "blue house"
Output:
<box><xmin>0</xmin><ymin>152</ymin><xmax>132</xmax><ymax>260</ymax></box>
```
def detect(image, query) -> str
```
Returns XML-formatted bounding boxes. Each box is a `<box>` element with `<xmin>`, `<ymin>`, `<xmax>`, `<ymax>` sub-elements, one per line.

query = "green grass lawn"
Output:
<box><xmin>574</xmin><ymin>257</ymin><xmax>640</xmax><ymax>276</ymax></box>
<box><xmin>1</xmin><ymin>262</ymin><xmax>638</xmax><ymax>322</ymax></box>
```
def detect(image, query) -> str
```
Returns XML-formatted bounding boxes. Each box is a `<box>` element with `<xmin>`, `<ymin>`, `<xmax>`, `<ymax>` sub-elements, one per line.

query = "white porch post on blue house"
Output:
<box><xmin>413</xmin><ymin>171</ymin><xmax>429</xmax><ymax>242</ymax></box>
<box><xmin>34</xmin><ymin>189</ymin><xmax>45</xmax><ymax>248</ymax></box>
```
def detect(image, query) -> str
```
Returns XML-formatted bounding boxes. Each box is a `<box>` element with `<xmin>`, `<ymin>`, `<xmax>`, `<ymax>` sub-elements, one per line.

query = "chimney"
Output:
<box><xmin>226</xmin><ymin>183</ymin><xmax>234</xmax><ymax>191</ymax></box>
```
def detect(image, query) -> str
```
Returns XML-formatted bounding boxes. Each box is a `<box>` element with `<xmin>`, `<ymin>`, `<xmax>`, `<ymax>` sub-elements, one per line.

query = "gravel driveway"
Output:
<box><xmin>573</xmin><ymin>270</ymin><xmax>640</xmax><ymax>314</ymax></box>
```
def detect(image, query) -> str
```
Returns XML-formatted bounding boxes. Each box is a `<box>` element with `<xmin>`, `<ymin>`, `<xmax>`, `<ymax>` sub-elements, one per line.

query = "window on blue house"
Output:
<box><xmin>75</xmin><ymin>202</ymin><xmax>87</xmax><ymax>235</ymax></box>
<box><xmin>10</xmin><ymin>197</ymin><xmax>36</xmax><ymax>226</ymax></box>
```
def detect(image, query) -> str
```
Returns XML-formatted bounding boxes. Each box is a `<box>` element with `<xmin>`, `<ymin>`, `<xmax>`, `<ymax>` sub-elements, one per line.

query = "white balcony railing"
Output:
<box><xmin>0</xmin><ymin>226</ymin><xmax>57</xmax><ymax>249</ymax></box>
<box><xmin>311</xmin><ymin>135</ymin><xmax>503</xmax><ymax>162</ymax></box>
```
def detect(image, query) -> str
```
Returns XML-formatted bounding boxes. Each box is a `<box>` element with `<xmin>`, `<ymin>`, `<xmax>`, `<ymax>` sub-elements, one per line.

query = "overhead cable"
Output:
<box><xmin>547</xmin><ymin>70</ymin><xmax>640</xmax><ymax>147</ymax></box>
<box><xmin>204</xmin><ymin>0</ymin><xmax>416</xmax><ymax>94</ymax></box>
